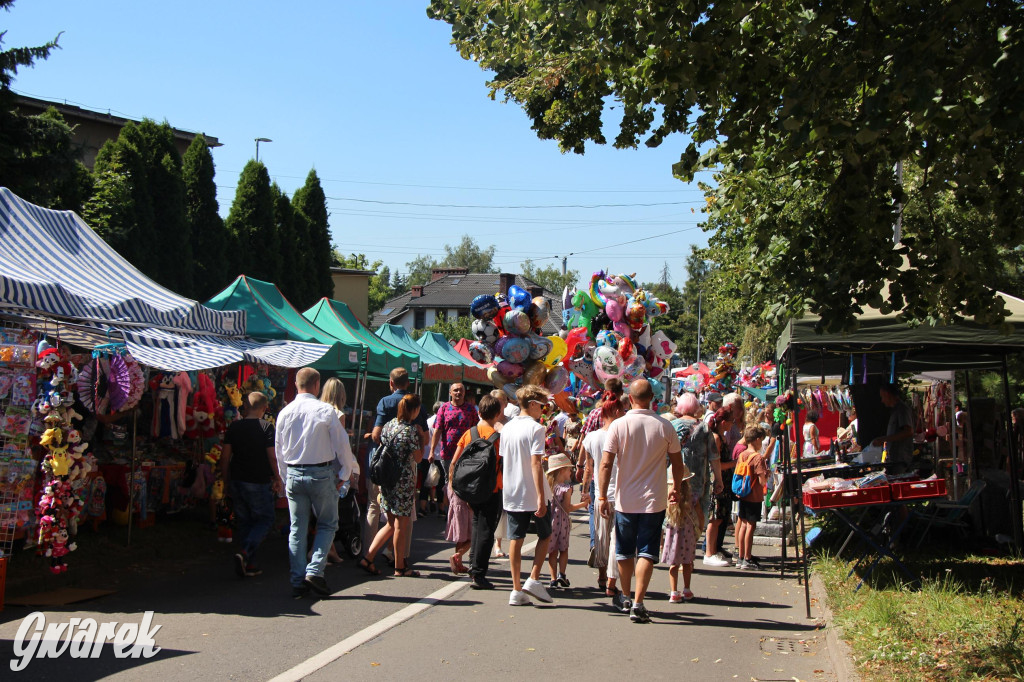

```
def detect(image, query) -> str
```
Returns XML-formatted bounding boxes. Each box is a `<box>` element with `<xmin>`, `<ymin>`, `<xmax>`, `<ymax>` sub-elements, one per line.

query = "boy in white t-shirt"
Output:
<box><xmin>501</xmin><ymin>384</ymin><xmax>554</xmax><ymax>606</ymax></box>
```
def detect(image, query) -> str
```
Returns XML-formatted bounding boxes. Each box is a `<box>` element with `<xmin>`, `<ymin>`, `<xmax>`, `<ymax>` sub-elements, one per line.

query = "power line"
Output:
<box><xmin>325</xmin><ymin>196</ymin><xmax>704</xmax><ymax>210</ymax></box>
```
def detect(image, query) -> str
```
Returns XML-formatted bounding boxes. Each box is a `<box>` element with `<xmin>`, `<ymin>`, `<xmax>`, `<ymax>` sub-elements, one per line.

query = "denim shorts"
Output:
<box><xmin>506</xmin><ymin>507</ymin><xmax>552</xmax><ymax>541</ymax></box>
<box><xmin>615</xmin><ymin>510</ymin><xmax>666</xmax><ymax>562</ymax></box>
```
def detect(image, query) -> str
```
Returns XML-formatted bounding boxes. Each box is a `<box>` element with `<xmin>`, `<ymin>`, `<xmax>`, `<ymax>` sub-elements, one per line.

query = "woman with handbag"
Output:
<box><xmin>359</xmin><ymin>394</ymin><xmax>424</xmax><ymax>577</ymax></box>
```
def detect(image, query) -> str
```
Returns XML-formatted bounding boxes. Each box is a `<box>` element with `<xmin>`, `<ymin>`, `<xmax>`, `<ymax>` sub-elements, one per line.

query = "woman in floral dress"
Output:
<box><xmin>360</xmin><ymin>394</ymin><xmax>423</xmax><ymax>577</ymax></box>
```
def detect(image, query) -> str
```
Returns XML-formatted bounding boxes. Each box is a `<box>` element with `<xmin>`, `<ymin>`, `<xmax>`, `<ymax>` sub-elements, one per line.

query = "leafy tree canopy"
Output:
<box><xmin>411</xmin><ymin>313</ymin><xmax>473</xmax><ymax>342</ymax></box>
<box><xmin>405</xmin><ymin>234</ymin><xmax>498</xmax><ymax>286</ymax></box>
<box><xmin>428</xmin><ymin>0</ymin><xmax>1024</xmax><ymax>332</ymax></box>
<box><xmin>521</xmin><ymin>258</ymin><xmax>578</xmax><ymax>294</ymax></box>
<box><xmin>334</xmin><ymin>252</ymin><xmax>395</xmax><ymax>315</ymax></box>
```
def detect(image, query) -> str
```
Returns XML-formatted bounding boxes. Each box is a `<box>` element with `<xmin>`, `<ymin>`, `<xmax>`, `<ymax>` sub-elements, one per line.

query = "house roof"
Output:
<box><xmin>370</xmin><ymin>272</ymin><xmax>564</xmax><ymax>334</ymax></box>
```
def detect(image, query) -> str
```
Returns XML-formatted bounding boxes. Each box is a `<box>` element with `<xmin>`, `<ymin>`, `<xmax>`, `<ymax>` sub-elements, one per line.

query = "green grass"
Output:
<box><xmin>815</xmin><ymin>554</ymin><xmax>1024</xmax><ymax>681</ymax></box>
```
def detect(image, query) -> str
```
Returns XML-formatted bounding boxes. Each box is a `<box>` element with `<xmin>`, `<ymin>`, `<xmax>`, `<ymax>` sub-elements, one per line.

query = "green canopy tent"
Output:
<box><xmin>205</xmin><ymin>276</ymin><xmax>363</xmax><ymax>376</ymax></box>
<box><xmin>776</xmin><ymin>292</ymin><xmax>1024</xmax><ymax>614</ymax></box>
<box><xmin>416</xmin><ymin>331</ymin><xmax>490</xmax><ymax>386</ymax></box>
<box><xmin>375</xmin><ymin>324</ymin><xmax>463</xmax><ymax>384</ymax></box>
<box><xmin>303</xmin><ymin>298</ymin><xmax>420</xmax><ymax>383</ymax></box>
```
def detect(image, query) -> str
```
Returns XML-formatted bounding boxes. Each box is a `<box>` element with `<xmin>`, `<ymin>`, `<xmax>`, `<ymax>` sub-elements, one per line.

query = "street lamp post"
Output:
<box><xmin>255</xmin><ymin>137</ymin><xmax>272</xmax><ymax>162</ymax></box>
<box><xmin>696</xmin><ymin>289</ymin><xmax>703</xmax><ymax>364</ymax></box>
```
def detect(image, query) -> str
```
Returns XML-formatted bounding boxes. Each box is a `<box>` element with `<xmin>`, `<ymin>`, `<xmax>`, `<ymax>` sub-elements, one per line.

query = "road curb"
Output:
<box><xmin>810</xmin><ymin>573</ymin><xmax>860</xmax><ymax>682</ymax></box>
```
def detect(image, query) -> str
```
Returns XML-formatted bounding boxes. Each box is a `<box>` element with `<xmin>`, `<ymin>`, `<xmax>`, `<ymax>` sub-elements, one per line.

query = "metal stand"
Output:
<box><xmin>127</xmin><ymin>408</ymin><xmax>137</xmax><ymax>547</ymax></box>
<box><xmin>793</xmin><ymin>370</ymin><xmax>812</xmax><ymax>618</ymax></box>
<box><xmin>1001</xmin><ymin>355</ymin><xmax>1024</xmax><ymax>547</ymax></box>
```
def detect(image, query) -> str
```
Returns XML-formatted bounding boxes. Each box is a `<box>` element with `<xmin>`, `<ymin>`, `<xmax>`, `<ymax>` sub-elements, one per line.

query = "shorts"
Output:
<box><xmin>709</xmin><ymin>491</ymin><xmax>733</xmax><ymax>521</ymax></box>
<box><xmin>615</xmin><ymin>510</ymin><xmax>666</xmax><ymax>562</ymax></box>
<box><xmin>738</xmin><ymin>499</ymin><xmax>763</xmax><ymax>523</ymax></box>
<box><xmin>506</xmin><ymin>507</ymin><xmax>552</xmax><ymax>541</ymax></box>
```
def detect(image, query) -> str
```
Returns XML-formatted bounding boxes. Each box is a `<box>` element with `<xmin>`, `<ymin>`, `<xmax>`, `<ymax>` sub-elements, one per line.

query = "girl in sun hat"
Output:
<box><xmin>545</xmin><ymin>453</ymin><xmax>590</xmax><ymax>589</ymax></box>
<box><xmin>662</xmin><ymin>465</ymin><xmax>703</xmax><ymax>602</ymax></box>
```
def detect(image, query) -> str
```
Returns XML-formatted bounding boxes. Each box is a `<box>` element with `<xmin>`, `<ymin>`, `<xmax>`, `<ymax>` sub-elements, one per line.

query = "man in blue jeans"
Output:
<box><xmin>599</xmin><ymin>379</ymin><xmax>685</xmax><ymax>623</ymax></box>
<box><xmin>275</xmin><ymin>368</ymin><xmax>354</xmax><ymax>599</ymax></box>
<box><xmin>221</xmin><ymin>391</ymin><xmax>280</xmax><ymax>578</ymax></box>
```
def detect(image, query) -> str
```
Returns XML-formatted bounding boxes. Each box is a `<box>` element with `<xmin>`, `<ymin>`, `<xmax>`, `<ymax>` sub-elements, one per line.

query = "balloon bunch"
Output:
<box><xmin>469</xmin><ymin>285</ymin><xmax>571</xmax><ymax>402</ymax></box>
<box><xmin>737</xmin><ymin>361</ymin><xmax>777</xmax><ymax>389</ymax></box>
<box><xmin>559</xmin><ymin>271</ymin><xmax>676</xmax><ymax>392</ymax></box>
<box><xmin>709</xmin><ymin>342</ymin><xmax>739</xmax><ymax>392</ymax></box>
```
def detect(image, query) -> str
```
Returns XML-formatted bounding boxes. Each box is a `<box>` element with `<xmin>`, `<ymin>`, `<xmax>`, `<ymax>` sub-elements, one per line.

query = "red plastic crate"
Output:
<box><xmin>803</xmin><ymin>485</ymin><xmax>891</xmax><ymax>509</ymax></box>
<box><xmin>890</xmin><ymin>479</ymin><xmax>947</xmax><ymax>501</ymax></box>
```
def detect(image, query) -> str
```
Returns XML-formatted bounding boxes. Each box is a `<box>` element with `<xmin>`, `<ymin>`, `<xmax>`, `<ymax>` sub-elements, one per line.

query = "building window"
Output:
<box><xmin>414</xmin><ymin>309</ymin><xmax>425</xmax><ymax>329</ymax></box>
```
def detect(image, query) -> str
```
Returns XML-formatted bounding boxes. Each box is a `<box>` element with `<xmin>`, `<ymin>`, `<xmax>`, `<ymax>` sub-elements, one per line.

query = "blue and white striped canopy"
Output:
<box><xmin>0</xmin><ymin>187</ymin><xmax>245</xmax><ymax>335</ymax></box>
<box><xmin>11</xmin><ymin>317</ymin><xmax>331</xmax><ymax>372</ymax></box>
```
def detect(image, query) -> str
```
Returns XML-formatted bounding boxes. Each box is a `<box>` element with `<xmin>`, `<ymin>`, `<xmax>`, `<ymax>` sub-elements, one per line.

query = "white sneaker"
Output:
<box><xmin>522</xmin><ymin>577</ymin><xmax>554</xmax><ymax>603</ymax></box>
<box><xmin>702</xmin><ymin>552</ymin><xmax>730</xmax><ymax>567</ymax></box>
<box><xmin>509</xmin><ymin>589</ymin><xmax>532</xmax><ymax>606</ymax></box>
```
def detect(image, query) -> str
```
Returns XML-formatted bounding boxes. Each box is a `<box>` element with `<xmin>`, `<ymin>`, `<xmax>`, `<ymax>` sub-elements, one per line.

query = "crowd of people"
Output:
<box><xmin>219</xmin><ymin>365</ymin><xmax>914</xmax><ymax>620</ymax></box>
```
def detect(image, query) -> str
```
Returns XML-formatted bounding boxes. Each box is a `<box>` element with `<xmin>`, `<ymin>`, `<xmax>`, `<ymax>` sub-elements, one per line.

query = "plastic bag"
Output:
<box><xmin>424</xmin><ymin>461</ymin><xmax>441</xmax><ymax>489</ymax></box>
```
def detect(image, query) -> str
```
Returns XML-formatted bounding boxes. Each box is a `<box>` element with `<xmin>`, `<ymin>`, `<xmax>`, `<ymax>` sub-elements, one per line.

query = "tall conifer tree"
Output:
<box><xmin>225</xmin><ymin>160</ymin><xmax>279</xmax><ymax>283</ymax></box>
<box><xmin>183</xmin><ymin>134</ymin><xmax>228</xmax><ymax>298</ymax></box>
<box><xmin>292</xmin><ymin>169</ymin><xmax>333</xmax><ymax>306</ymax></box>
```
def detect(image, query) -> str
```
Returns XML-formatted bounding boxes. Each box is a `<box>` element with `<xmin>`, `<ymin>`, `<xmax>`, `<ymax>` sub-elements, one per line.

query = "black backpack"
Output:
<box><xmin>369</xmin><ymin>435</ymin><xmax>403</xmax><ymax>488</ymax></box>
<box><xmin>451</xmin><ymin>426</ymin><xmax>500</xmax><ymax>504</ymax></box>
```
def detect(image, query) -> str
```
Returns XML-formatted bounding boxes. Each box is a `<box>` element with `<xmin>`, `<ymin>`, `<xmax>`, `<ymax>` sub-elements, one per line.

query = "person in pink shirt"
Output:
<box><xmin>598</xmin><ymin>379</ymin><xmax>687</xmax><ymax>624</ymax></box>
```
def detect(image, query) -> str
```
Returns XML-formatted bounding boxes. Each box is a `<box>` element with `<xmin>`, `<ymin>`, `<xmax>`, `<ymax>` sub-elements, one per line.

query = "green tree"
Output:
<box><xmin>404</xmin><ymin>234</ymin><xmax>498</xmax><ymax>286</ymax></box>
<box><xmin>83</xmin><ymin>120</ymin><xmax>192</xmax><ymax>293</ymax></box>
<box><xmin>442</xmin><ymin>234</ymin><xmax>497</xmax><ymax>272</ymax></box>
<box><xmin>272</xmin><ymin>182</ymin><xmax>300</xmax><ymax>304</ymax></box>
<box><xmin>183</xmin><ymin>134</ymin><xmax>228</xmax><ymax>298</ymax></box>
<box><xmin>83</xmin><ymin>126</ymin><xmax>156</xmax><ymax>277</ymax></box>
<box><xmin>334</xmin><ymin>252</ymin><xmax>394</xmax><ymax>315</ymax></box>
<box><xmin>405</xmin><ymin>253</ymin><xmax>439</xmax><ymax>287</ymax></box>
<box><xmin>226</xmin><ymin>160</ymin><xmax>278</xmax><ymax>284</ymax></box>
<box><xmin>134</xmin><ymin>120</ymin><xmax>190</xmax><ymax>294</ymax></box>
<box><xmin>412</xmin><ymin>314</ymin><xmax>473</xmax><ymax>342</ymax></box>
<box><xmin>428</xmin><ymin>0</ymin><xmax>1024</xmax><ymax>332</ymax></box>
<box><xmin>292</xmin><ymin>169</ymin><xmax>333</xmax><ymax>306</ymax></box>
<box><xmin>0</xmin><ymin>4</ymin><xmax>88</xmax><ymax>210</ymax></box>
<box><xmin>521</xmin><ymin>258</ymin><xmax>578</xmax><ymax>294</ymax></box>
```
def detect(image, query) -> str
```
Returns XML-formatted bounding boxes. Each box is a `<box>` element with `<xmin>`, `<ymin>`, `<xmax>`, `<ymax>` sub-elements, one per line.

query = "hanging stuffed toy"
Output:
<box><xmin>173</xmin><ymin>372</ymin><xmax>192</xmax><ymax>435</ymax></box>
<box><xmin>150</xmin><ymin>373</ymin><xmax>179</xmax><ymax>439</ymax></box>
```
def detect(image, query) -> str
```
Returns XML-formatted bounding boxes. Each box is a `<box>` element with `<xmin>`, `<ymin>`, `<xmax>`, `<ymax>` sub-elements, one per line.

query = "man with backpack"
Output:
<box><xmin>450</xmin><ymin>394</ymin><xmax>503</xmax><ymax>590</ymax></box>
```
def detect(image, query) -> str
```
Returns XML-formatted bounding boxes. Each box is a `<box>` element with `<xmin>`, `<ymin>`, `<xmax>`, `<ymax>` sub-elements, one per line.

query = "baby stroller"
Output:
<box><xmin>334</xmin><ymin>486</ymin><xmax>363</xmax><ymax>559</ymax></box>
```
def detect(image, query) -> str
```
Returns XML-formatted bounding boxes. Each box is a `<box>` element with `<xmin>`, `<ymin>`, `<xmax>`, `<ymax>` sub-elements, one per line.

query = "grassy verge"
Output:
<box><xmin>814</xmin><ymin>553</ymin><xmax>1024</xmax><ymax>681</ymax></box>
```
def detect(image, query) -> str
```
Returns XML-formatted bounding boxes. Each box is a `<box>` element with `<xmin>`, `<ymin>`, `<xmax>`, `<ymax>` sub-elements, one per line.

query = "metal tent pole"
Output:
<box><xmin>780</xmin><ymin>362</ymin><xmax>791</xmax><ymax>580</ymax></box>
<box><xmin>963</xmin><ymin>370</ymin><xmax>988</xmax><ymax>537</ymax></box>
<box><xmin>793</xmin><ymin>369</ymin><xmax>812</xmax><ymax>618</ymax></box>
<box><xmin>127</xmin><ymin>408</ymin><xmax>137</xmax><ymax>547</ymax></box>
<box><xmin>951</xmin><ymin>372</ymin><xmax>959</xmax><ymax>498</ymax></box>
<box><xmin>1000</xmin><ymin>355</ymin><xmax>1024</xmax><ymax>548</ymax></box>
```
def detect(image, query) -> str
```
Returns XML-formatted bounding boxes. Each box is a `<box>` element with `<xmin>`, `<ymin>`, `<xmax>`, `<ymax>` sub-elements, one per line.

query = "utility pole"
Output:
<box><xmin>561</xmin><ymin>256</ymin><xmax>567</xmax><ymax>276</ymax></box>
<box><xmin>696</xmin><ymin>289</ymin><xmax>703</xmax><ymax>364</ymax></box>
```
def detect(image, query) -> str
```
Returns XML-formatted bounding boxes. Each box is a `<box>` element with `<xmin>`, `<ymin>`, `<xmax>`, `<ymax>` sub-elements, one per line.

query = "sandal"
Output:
<box><xmin>449</xmin><ymin>554</ymin><xmax>467</xmax><ymax>575</ymax></box>
<box><xmin>395</xmin><ymin>566</ymin><xmax>421</xmax><ymax>577</ymax></box>
<box><xmin>606</xmin><ymin>586</ymin><xmax>621</xmax><ymax>598</ymax></box>
<box><xmin>357</xmin><ymin>556</ymin><xmax>381</xmax><ymax>576</ymax></box>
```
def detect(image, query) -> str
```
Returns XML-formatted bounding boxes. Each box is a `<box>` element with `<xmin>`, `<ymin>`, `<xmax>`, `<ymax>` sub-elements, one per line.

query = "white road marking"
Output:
<box><xmin>267</xmin><ymin>539</ymin><xmax>539</xmax><ymax>682</ymax></box>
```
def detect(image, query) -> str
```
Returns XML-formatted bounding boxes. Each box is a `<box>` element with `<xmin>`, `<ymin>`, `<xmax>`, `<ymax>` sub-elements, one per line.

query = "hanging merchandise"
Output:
<box><xmin>33</xmin><ymin>339</ymin><xmax>104</xmax><ymax>572</ymax></box>
<box><xmin>709</xmin><ymin>343</ymin><xmax>739</xmax><ymax>392</ymax></box>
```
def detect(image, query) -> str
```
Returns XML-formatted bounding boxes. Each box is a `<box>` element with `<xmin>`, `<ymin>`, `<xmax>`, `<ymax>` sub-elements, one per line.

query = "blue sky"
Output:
<box><xmin>7</xmin><ymin>1</ymin><xmax>711</xmax><ymax>289</ymax></box>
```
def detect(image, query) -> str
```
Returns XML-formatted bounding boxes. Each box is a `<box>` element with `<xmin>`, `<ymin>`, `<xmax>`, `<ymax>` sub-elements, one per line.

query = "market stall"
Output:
<box><xmin>205</xmin><ymin>276</ymin><xmax>362</xmax><ymax>376</ymax></box>
<box><xmin>416</xmin><ymin>331</ymin><xmax>489</xmax><ymax>386</ymax></box>
<box><xmin>375</xmin><ymin>324</ymin><xmax>463</xmax><ymax>385</ymax></box>
<box><xmin>0</xmin><ymin>188</ymin><xmax>332</xmax><ymax>589</ymax></box>
<box><xmin>776</xmin><ymin>292</ymin><xmax>1024</xmax><ymax>613</ymax></box>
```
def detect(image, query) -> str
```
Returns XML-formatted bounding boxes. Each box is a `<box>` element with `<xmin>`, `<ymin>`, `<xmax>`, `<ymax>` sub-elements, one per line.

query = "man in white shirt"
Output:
<box><xmin>275</xmin><ymin>367</ymin><xmax>353</xmax><ymax>599</ymax></box>
<box><xmin>501</xmin><ymin>384</ymin><xmax>554</xmax><ymax>606</ymax></box>
<box><xmin>600</xmin><ymin>379</ymin><xmax>685</xmax><ymax>623</ymax></box>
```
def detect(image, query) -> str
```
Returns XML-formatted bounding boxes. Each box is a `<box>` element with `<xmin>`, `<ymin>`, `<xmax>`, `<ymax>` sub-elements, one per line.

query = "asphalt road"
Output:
<box><xmin>0</xmin><ymin>510</ymin><xmax>834</xmax><ymax>681</ymax></box>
